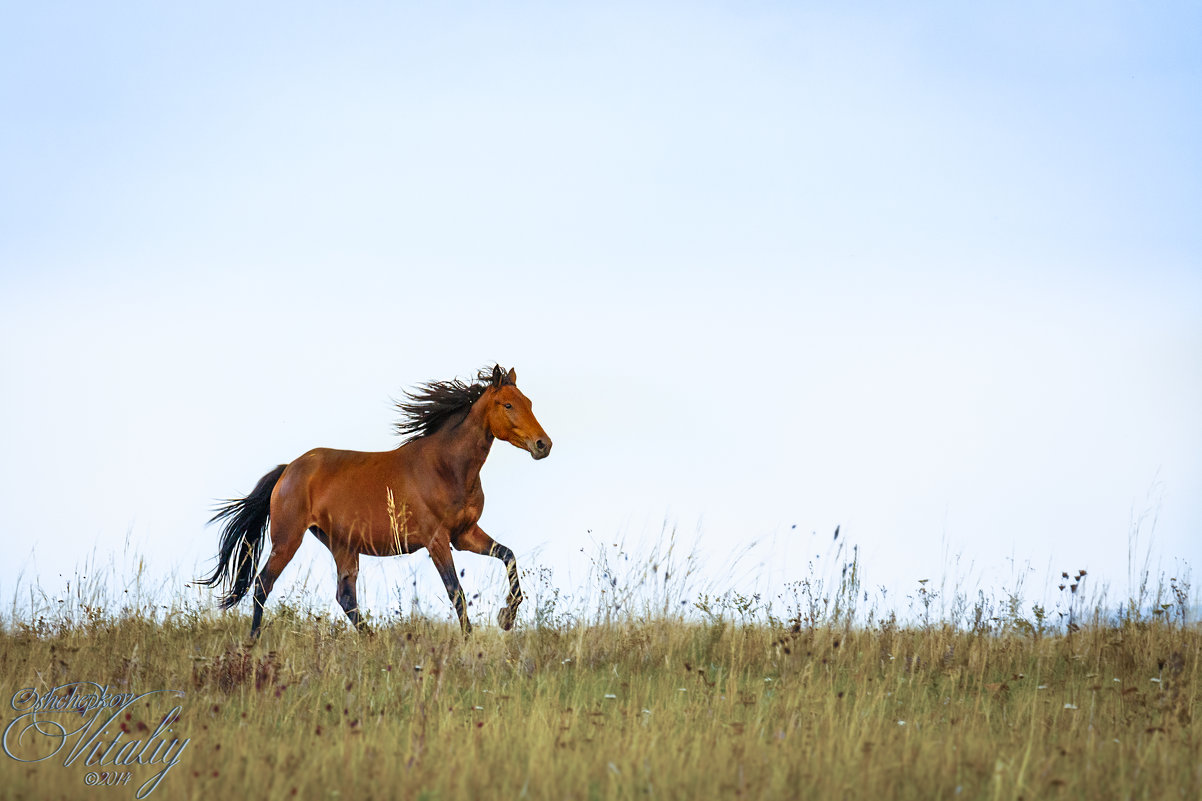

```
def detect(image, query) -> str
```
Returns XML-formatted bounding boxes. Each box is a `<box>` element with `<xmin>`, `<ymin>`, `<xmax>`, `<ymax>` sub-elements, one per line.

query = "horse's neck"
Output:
<box><xmin>429</xmin><ymin>407</ymin><xmax>494</xmax><ymax>484</ymax></box>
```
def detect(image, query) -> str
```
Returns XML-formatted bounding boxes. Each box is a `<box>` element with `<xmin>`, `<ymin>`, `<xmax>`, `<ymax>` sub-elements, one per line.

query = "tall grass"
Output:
<box><xmin>1</xmin><ymin>530</ymin><xmax>1197</xmax><ymax>801</ymax></box>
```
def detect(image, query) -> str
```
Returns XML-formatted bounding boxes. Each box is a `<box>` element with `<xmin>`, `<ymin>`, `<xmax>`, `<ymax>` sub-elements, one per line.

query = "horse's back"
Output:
<box><xmin>273</xmin><ymin>446</ymin><xmax>399</xmax><ymax>514</ymax></box>
<box><xmin>293</xmin><ymin>446</ymin><xmax>385</xmax><ymax>472</ymax></box>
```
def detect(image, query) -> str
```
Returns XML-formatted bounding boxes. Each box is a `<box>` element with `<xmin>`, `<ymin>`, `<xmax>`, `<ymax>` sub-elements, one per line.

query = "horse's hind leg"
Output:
<box><xmin>249</xmin><ymin>519</ymin><xmax>304</xmax><ymax>642</ymax></box>
<box><xmin>452</xmin><ymin>524</ymin><xmax>523</xmax><ymax>630</ymax></box>
<box><xmin>330</xmin><ymin>545</ymin><xmax>366</xmax><ymax>631</ymax></box>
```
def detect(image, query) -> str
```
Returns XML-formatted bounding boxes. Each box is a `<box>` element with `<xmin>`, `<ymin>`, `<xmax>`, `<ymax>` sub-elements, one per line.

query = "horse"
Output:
<box><xmin>197</xmin><ymin>365</ymin><xmax>552</xmax><ymax>640</ymax></box>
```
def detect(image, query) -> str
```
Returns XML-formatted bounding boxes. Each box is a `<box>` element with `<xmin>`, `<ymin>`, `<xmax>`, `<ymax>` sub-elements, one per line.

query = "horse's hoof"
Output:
<box><xmin>497</xmin><ymin>606</ymin><xmax>517</xmax><ymax>631</ymax></box>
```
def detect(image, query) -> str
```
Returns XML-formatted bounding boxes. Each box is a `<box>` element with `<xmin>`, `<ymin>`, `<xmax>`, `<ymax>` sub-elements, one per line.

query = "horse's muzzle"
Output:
<box><xmin>530</xmin><ymin>437</ymin><xmax>552</xmax><ymax>460</ymax></box>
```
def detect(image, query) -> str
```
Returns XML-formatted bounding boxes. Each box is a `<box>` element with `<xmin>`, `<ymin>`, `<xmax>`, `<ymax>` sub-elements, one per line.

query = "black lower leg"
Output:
<box><xmin>488</xmin><ymin>542</ymin><xmax>523</xmax><ymax>630</ymax></box>
<box><xmin>489</xmin><ymin>542</ymin><xmax>524</xmax><ymax>605</ymax></box>
<box><xmin>436</xmin><ymin>563</ymin><xmax>471</xmax><ymax>634</ymax></box>
<box><xmin>250</xmin><ymin>569</ymin><xmax>278</xmax><ymax>640</ymax></box>
<box><xmin>336</xmin><ymin>574</ymin><xmax>363</xmax><ymax>629</ymax></box>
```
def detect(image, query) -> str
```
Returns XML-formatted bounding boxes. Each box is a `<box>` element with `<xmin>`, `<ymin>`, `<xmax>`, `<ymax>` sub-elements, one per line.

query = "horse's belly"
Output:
<box><xmin>310</xmin><ymin>484</ymin><xmax>423</xmax><ymax>557</ymax></box>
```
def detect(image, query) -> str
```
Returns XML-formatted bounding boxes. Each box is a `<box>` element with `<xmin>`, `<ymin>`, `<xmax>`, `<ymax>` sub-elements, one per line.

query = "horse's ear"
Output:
<box><xmin>506</xmin><ymin>367</ymin><xmax>517</xmax><ymax>385</ymax></box>
<box><xmin>490</xmin><ymin>364</ymin><xmax>504</xmax><ymax>386</ymax></box>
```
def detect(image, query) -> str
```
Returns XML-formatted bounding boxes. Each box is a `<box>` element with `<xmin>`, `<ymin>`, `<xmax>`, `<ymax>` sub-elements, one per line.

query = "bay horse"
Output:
<box><xmin>197</xmin><ymin>365</ymin><xmax>551</xmax><ymax>640</ymax></box>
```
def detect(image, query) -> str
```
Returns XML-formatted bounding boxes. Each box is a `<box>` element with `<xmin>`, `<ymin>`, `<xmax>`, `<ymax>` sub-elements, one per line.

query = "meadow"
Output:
<box><xmin>1</xmin><ymin>541</ymin><xmax>1197</xmax><ymax>801</ymax></box>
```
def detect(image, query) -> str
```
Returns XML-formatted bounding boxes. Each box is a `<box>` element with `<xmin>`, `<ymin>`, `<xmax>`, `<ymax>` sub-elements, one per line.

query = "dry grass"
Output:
<box><xmin>1</xmin><ymin>601</ymin><xmax>1198</xmax><ymax>801</ymax></box>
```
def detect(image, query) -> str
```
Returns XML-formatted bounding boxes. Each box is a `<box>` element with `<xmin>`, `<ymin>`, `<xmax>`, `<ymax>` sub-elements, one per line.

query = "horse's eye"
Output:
<box><xmin>504</xmin><ymin>403</ymin><xmax>513</xmax><ymax>410</ymax></box>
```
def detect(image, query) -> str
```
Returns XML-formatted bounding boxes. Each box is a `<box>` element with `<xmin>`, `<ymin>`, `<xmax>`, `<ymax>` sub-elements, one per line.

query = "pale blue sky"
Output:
<box><xmin>2</xmin><ymin>3</ymin><xmax>1199</xmax><ymax>622</ymax></box>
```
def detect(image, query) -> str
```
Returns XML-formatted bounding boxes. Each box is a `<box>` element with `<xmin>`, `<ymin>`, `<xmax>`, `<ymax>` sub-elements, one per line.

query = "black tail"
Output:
<box><xmin>197</xmin><ymin>464</ymin><xmax>288</xmax><ymax>609</ymax></box>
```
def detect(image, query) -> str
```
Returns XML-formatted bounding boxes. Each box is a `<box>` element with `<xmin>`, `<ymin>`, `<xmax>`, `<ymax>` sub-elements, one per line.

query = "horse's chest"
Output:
<box><xmin>443</xmin><ymin>487</ymin><xmax>484</xmax><ymax>534</ymax></box>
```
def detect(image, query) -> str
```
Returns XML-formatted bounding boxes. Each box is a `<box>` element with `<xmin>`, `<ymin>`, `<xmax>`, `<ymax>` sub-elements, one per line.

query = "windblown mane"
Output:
<box><xmin>394</xmin><ymin>364</ymin><xmax>512</xmax><ymax>440</ymax></box>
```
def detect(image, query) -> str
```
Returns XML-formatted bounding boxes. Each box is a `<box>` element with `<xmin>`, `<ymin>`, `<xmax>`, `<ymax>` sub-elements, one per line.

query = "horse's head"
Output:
<box><xmin>482</xmin><ymin>366</ymin><xmax>552</xmax><ymax>460</ymax></box>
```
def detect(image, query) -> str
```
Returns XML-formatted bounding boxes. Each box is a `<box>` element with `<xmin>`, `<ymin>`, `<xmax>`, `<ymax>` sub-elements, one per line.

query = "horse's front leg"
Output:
<box><xmin>452</xmin><ymin>523</ymin><xmax>523</xmax><ymax>630</ymax></box>
<box><xmin>428</xmin><ymin>535</ymin><xmax>472</xmax><ymax>634</ymax></box>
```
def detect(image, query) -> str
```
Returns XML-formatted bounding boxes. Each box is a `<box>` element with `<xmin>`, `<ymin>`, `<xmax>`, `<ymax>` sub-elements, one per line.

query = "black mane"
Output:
<box><xmin>394</xmin><ymin>364</ymin><xmax>512</xmax><ymax>440</ymax></box>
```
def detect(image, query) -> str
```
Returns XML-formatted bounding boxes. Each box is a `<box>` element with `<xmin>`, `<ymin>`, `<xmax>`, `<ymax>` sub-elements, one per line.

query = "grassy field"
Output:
<box><xmin>1</xmin><ymin>596</ymin><xmax>1198</xmax><ymax>801</ymax></box>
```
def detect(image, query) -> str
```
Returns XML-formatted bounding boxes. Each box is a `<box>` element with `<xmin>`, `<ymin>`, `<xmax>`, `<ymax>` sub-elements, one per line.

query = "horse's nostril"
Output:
<box><xmin>536</xmin><ymin>439</ymin><xmax>546</xmax><ymax>451</ymax></box>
